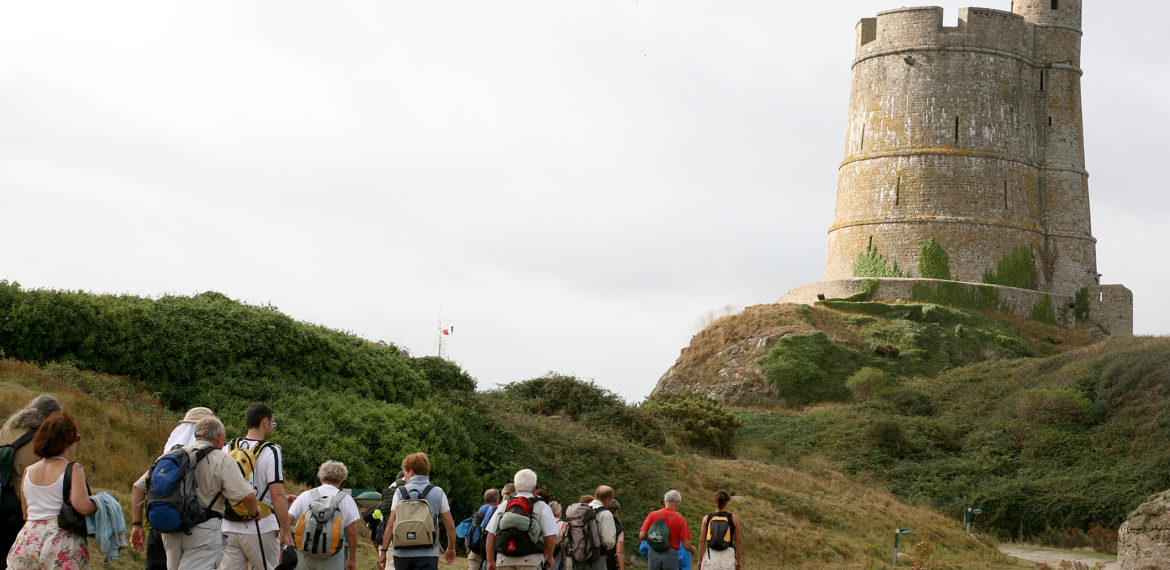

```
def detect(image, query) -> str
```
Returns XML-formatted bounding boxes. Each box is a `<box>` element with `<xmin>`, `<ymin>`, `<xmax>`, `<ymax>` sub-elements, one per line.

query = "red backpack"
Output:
<box><xmin>495</xmin><ymin>496</ymin><xmax>544</xmax><ymax>556</ymax></box>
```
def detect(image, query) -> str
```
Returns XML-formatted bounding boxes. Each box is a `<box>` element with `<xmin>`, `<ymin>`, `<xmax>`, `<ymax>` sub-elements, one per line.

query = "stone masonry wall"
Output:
<box><xmin>827</xmin><ymin>3</ymin><xmax>1098</xmax><ymax>298</ymax></box>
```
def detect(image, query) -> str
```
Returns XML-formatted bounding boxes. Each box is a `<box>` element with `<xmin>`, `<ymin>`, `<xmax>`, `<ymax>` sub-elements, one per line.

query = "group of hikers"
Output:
<box><xmin>0</xmin><ymin>396</ymin><xmax>743</xmax><ymax>570</ymax></box>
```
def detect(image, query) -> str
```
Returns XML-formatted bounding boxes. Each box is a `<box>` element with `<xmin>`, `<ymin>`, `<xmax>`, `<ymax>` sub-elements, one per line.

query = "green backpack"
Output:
<box><xmin>647</xmin><ymin>512</ymin><xmax>675</xmax><ymax>553</ymax></box>
<box><xmin>0</xmin><ymin>430</ymin><xmax>36</xmax><ymax>512</ymax></box>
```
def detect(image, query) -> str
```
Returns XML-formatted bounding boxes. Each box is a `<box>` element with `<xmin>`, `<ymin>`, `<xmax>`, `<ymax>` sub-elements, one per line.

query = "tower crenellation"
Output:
<box><xmin>782</xmin><ymin>2</ymin><xmax>1133</xmax><ymax>335</ymax></box>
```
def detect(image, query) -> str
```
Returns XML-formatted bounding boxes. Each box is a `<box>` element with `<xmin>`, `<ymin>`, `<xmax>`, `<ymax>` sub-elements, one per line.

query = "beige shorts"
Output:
<box><xmin>701</xmin><ymin>547</ymin><xmax>736</xmax><ymax>570</ymax></box>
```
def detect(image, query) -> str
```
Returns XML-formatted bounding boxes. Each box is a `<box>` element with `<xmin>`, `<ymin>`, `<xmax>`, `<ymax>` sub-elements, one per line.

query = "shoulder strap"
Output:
<box><xmin>398</xmin><ymin>485</ymin><xmax>410</xmax><ymax>501</ymax></box>
<box><xmin>11</xmin><ymin>429</ymin><xmax>36</xmax><ymax>450</ymax></box>
<box><xmin>417</xmin><ymin>484</ymin><xmax>436</xmax><ymax>501</ymax></box>
<box><xmin>62</xmin><ymin>462</ymin><xmax>74</xmax><ymax>505</ymax></box>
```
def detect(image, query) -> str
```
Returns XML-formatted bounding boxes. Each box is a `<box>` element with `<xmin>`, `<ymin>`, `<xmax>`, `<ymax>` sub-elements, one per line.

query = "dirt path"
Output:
<box><xmin>997</xmin><ymin>545</ymin><xmax>1118</xmax><ymax>569</ymax></box>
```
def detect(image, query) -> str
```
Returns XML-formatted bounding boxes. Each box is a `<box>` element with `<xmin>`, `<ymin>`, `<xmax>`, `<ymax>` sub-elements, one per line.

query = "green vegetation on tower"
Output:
<box><xmin>852</xmin><ymin>245</ymin><xmax>907</xmax><ymax>278</ymax></box>
<box><xmin>918</xmin><ymin>238</ymin><xmax>952</xmax><ymax>280</ymax></box>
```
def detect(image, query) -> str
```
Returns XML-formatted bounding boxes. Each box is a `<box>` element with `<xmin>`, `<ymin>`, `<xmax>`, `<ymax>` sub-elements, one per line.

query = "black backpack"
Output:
<box><xmin>704</xmin><ymin>511</ymin><xmax>735</xmax><ymax>551</ymax></box>
<box><xmin>605</xmin><ymin>517</ymin><xmax>624</xmax><ymax>570</ymax></box>
<box><xmin>0</xmin><ymin>430</ymin><xmax>35</xmax><ymax>512</ymax></box>
<box><xmin>468</xmin><ymin>505</ymin><xmax>494</xmax><ymax>557</ymax></box>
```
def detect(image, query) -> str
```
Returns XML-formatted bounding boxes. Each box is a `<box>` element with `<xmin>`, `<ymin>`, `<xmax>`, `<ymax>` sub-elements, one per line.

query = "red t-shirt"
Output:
<box><xmin>640</xmin><ymin>507</ymin><xmax>692</xmax><ymax>551</ymax></box>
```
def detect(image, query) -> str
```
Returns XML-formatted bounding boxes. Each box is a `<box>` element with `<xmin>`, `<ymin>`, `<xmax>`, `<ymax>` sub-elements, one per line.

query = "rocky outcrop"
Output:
<box><xmin>652</xmin><ymin>304</ymin><xmax>804</xmax><ymax>406</ymax></box>
<box><xmin>1118</xmin><ymin>490</ymin><xmax>1170</xmax><ymax>569</ymax></box>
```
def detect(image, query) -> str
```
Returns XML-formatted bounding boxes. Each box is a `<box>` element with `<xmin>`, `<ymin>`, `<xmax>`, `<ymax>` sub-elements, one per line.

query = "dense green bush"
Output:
<box><xmin>918</xmin><ymin>238</ymin><xmax>952</xmax><ymax>280</ymax></box>
<box><xmin>759</xmin><ymin>332</ymin><xmax>859</xmax><ymax>407</ymax></box>
<box><xmin>641</xmin><ymin>392</ymin><xmax>742</xmax><ymax>457</ymax></box>
<box><xmin>852</xmin><ymin>246</ymin><xmax>907</xmax><ymax>278</ymax></box>
<box><xmin>983</xmin><ymin>247</ymin><xmax>1036</xmax><ymax>289</ymax></box>
<box><xmin>1075</xmin><ymin>288</ymin><xmax>1091</xmax><ymax>321</ymax></box>
<box><xmin>1031</xmin><ymin>295</ymin><xmax>1056</xmax><ymax>324</ymax></box>
<box><xmin>845</xmin><ymin>367</ymin><xmax>888</xmax><ymax>400</ymax></box>
<box><xmin>501</xmin><ymin>374</ymin><xmax>663</xmax><ymax>445</ymax></box>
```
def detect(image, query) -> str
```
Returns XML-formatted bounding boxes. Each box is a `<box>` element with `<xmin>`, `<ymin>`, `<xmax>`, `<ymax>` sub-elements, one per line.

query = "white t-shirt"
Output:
<box><xmin>486</xmin><ymin>492</ymin><xmax>558</xmax><ymax>566</ymax></box>
<box><xmin>220</xmin><ymin>438</ymin><xmax>284</xmax><ymax>534</ymax></box>
<box><xmin>288</xmin><ymin>484</ymin><xmax>362</xmax><ymax>529</ymax></box>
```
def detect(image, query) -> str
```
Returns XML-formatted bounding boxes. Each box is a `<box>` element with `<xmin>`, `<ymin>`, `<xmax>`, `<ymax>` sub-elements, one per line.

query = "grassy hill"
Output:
<box><xmin>0</xmin><ymin>282</ymin><xmax>1031</xmax><ymax>568</ymax></box>
<box><xmin>0</xmin><ymin>360</ymin><xmax>1024</xmax><ymax>569</ymax></box>
<box><xmin>661</xmin><ymin>298</ymin><xmax>1164</xmax><ymax>549</ymax></box>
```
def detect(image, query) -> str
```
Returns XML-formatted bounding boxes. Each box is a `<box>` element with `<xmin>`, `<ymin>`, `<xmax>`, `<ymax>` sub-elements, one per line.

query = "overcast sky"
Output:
<box><xmin>2</xmin><ymin>1</ymin><xmax>1166</xmax><ymax>402</ymax></box>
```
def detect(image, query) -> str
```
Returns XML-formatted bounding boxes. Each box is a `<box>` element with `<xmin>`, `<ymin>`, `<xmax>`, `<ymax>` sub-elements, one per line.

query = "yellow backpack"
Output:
<box><xmin>224</xmin><ymin>438</ymin><xmax>274</xmax><ymax>521</ymax></box>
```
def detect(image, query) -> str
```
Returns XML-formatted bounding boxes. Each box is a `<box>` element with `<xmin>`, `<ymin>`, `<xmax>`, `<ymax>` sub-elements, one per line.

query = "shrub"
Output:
<box><xmin>845</xmin><ymin>367</ymin><xmax>888</xmax><ymax>400</ymax></box>
<box><xmin>853</xmin><ymin>245</ymin><xmax>907</xmax><ymax>278</ymax></box>
<box><xmin>918</xmin><ymin>238</ymin><xmax>952</xmax><ymax>280</ymax></box>
<box><xmin>759</xmin><ymin>332</ymin><xmax>859</xmax><ymax>407</ymax></box>
<box><xmin>1017</xmin><ymin>388</ymin><xmax>1091</xmax><ymax>427</ymax></box>
<box><xmin>1031</xmin><ymin>295</ymin><xmax>1056</xmax><ymax>325</ymax></box>
<box><xmin>984</xmin><ymin>247</ymin><xmax>1036</xmax><ymax>289</ymax></box>
<box><xmin>1075</xmin><ymin>288</ymin><xmax>1091</xmax><ymax>321</ymax></box>
<box><xmin>877</xmin><ymin>386</ymin><xmax>934</xmax><ymax>417</ymax></box>
<box><xmin>502</xmin><ymin>374</ymin><xmax>662</xmax><ymax>445</ymax></box>
<box><xmin>641</xmin><ymin>392</ymin><xmax>742</xmax><ymax>456</ymax></box>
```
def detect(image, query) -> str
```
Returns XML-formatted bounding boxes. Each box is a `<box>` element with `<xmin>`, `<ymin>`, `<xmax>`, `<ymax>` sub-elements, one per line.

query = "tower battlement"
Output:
<box><xmin>856</xmin><ymin>7</ymin><xmax>1031</xmax><ymax>61</ymax></box>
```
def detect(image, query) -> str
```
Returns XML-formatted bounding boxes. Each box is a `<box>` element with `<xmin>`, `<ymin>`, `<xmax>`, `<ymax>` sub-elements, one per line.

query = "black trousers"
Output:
<box><xmin>145</xmin><ymin>528</ymin><xmax>167</xmax><ymax>570</ymax></box>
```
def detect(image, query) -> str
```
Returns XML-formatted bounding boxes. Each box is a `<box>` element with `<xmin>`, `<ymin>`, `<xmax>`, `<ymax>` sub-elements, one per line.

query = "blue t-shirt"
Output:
<box><xmin>391</xmin><ymin>475</ymin><xmax>449</xmax><ymax>559</ymax></box>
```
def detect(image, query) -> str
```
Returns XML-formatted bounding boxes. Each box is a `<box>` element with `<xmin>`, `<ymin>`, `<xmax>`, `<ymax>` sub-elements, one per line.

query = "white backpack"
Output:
<box><xmin>293</xmin><ymin>489</ymin><xmax>346</xmax><ymax>558</ymax></box>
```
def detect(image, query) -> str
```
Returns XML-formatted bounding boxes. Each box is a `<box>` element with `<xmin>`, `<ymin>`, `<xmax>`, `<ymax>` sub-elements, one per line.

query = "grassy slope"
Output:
<box><xmin>733</xmin><ymin>316</ymin><xmax>1170</xmax><ymax>544</ymax></box>
<box><xmin>1</xmin><ymin>360</ymin><xmax>1025</xmax><ymax>569</ymax></box>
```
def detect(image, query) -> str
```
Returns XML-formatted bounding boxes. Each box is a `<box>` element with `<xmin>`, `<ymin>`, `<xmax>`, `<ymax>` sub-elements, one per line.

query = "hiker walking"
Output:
<box><xmin>4</xmin><ymin>412</ymin><xmax>95</xmax><ymax>569</ymax></box>
<box><xmin>484</xmin><ymin>469</ymin><xmax>557</xmax><ymax>570</ymax></box>
<box><xmin>0</xmin><ymin>394</ymin><xmax>61</xmax><ymax>568</ymax></box>
<box><xmin>143</xmin><ymin>407</ymin><xmax>215</xmax><ymax>570</ymax></box>
<box><xmin>465</xmin><ymin>489</ymin><xmax>500</xmax><ymax>570</ymax></box>
<box><xmin>287</xmin><ymin>460</ymin><xmax>361</xmax><ymax>570</ymax></box>
<box><xmin>695</xmin><ymin>491</ymin><xmax>740</xmax><ymax>570</ymax></box>
<box><xmin>130</xmin><ymin>416</ymin><xmax>259</xmax><ymax>569</ymax></box>
<box><xmin>603</xmin><ymin>499</ymin><xmax>624</xmax><ymax>570</ymax></box>
<box><xmin>221</xmin><ymin>403</ymin><xmax>292</xmax><ymax>570</ymax></box>
<box><xmin>377</xmin><ymin>452</ymin><xmax>458</xmax><ymax>569</ymax></box>
<box><xmin>547</xmin><ymin>502</ymin><xmax>565</xmax><ymax>570</ymax></box>
<box><xmin>568</xmin><ymin>486</ymin><xmax>617</xmax><ymax>570</ymax></box>
<box><xmin>638</xmin><ymin>490</ymin><xmax>694</xmax><ymax>570</ymax></box>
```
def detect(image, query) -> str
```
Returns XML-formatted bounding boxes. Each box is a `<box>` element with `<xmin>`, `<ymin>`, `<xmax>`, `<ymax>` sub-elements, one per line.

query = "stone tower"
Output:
<box><xmin>825</xmin><ymin>2</ymin><xmax>1097</xmax><ymax>295</ymax></box>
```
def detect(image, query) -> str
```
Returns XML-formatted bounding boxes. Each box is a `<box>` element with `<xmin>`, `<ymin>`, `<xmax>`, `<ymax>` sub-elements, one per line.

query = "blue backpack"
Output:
<box><xmin>145</xmin><ymin>446</ymin><xmax>218</xmax><ymax>533</ymax></box>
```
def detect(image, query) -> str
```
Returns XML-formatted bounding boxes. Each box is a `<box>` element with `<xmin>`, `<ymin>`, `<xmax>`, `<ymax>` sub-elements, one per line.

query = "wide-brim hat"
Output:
<box><xmin>181</xmin><ymin>407</ymin><xmax>214</xmax><ymax>424</ymax></box>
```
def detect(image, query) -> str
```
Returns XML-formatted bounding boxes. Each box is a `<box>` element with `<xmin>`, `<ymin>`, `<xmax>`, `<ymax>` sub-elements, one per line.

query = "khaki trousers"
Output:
<box><xmin>222</xmin><ymin>529</ymin><xmax>280</xmax><ymax>570</ymax></box>
<box><xmin>160</xmin><ymin>519</ymin><xmax>224</xmax><ymax>570</ymax></box>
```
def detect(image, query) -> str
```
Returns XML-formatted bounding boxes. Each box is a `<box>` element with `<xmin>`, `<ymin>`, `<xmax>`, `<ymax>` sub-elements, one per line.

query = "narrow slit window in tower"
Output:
<box><xmin>1003</xmin><ymin>181</ymin><xmax>1008</xmax><ymax>210</ymax></box>
<box><xmin>954</xmin><ymin>116</ymin><xmax>960</xmax><ymax>144</ymax></box>
<box><xmin>1051</xmin><ymin>0</ymin><xmax>1058</xmax><ymax>9</ymax></box>
<box><xmin>860</xmin><ymin>124</ymin><xmax>866</xmax><ymax>151</ymax></box>
<box><xmin>1040</xmin><ymin>69</ymin><xmax>1045</xmax><ymax>91</ymax></box>
<box><xmin>869</xmin><ymin>236</ymin><xmax>873</xmax><ymax>250</ymax></box>
<box><xmin>895</xmin><ymin>177</ymin><xmax>901</xmax><ymax>206</ymax></box>
<box><xmin>1049</xmin><ymin>116</ymin><xmax>1053</xmax><ymax>127</ymax></box>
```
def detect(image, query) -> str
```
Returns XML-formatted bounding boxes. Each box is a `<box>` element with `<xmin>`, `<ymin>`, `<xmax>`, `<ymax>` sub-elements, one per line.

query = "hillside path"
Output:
<box><xmin>997</xmin><ymin>545</ymin><xmax>1118</xmax><ymax>569</ymax></box>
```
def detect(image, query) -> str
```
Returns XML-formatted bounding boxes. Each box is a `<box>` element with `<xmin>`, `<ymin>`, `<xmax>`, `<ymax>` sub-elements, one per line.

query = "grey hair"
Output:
<box><xmin>2</xmin><ymin>395</ymin><xmax>62</xmax><ymax>432</ymax></box>
<box><xmin>664</xmin><ymin>490</ymin><xmax>682</xmax><ymax>505</ymax></box>
<box><xmin>193</xmin><ymin>416</ymin><xmax>225</xmax><ymax>443</ymax></box>
<box><xmin>514</xmin><ymin>468</ymin><xmax>537</xmax><ymax>492</ymax></box>
<box><xmin>318</xmin><ymin>461</ymin><xmax>348</xmax><ymax>484</ymax></box>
